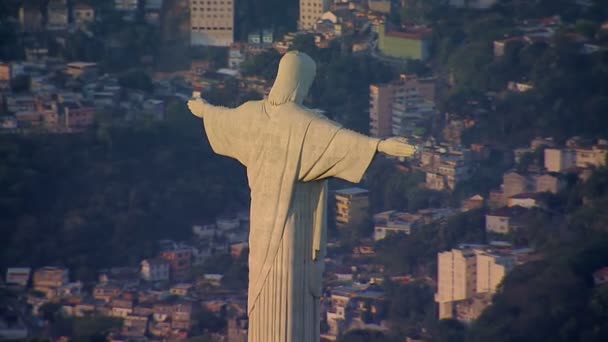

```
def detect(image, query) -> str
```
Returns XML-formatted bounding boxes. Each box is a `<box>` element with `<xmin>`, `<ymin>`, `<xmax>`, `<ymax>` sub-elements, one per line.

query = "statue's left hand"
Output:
<box><xmin>378</xmin><ymin>137</ymin><xmax>417</xmax><ymax>158</ymax></box>
<box><xmin>187</xmin><ymin>98</ymin><xmax>207</xmax><ymax>118</ymax></box>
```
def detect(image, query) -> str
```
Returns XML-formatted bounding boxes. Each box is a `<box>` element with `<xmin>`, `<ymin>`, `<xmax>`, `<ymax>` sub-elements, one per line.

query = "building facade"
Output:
<box><xmin>436</xmin><ymin>246</ymin><xmax>515</xmax><ymax>320</ymax></box>
<box><xmin>369</xmin><ymin>83</ymin><xmax>395</xmax><ymax>138</ymax></box>
<box><xmin>369</xmin><ymin>74</ymin><xmax>436</xmax><ymax>138</ymax></box>
<box><xmin>190</xmin><ymin>0</ymin><xmax>234</xmax><ymax>46</ymax></box>
<box><xmin>140</xmin><ymin>259</ymin><xmax>170</xmax><ymax>282</ymax></box>
<box><xmin>476</xmin><ymin>252</ymin><xmax>514</xmax><ymax>294</ymax></box>
<box><xmin>335</xmin><ymin>187</ymin><xmax>370</xmax><ymax>228</ymax></box>
<box><xmin>299</xmin><ymin>0</ymin><xmax>332</xmax><ymax>31</ymax></box>
<box><xmin>33</xmin><ymin>267</ymin><xmax>69</xmax><ymax>289</ymax></box>
<box><xmin>436</xmin><ymin>248</ymin><xmax>477</xmax><ymax>319</ymax></box>
<box><xmin>161</xmin><ymin>249</ymin><xmax>192</xmax><ymax>281</ymax></box>
<box><xmin>545</xmin><ymin>145</ymin><xmax>608</xmax><ymax>172</ymax></box>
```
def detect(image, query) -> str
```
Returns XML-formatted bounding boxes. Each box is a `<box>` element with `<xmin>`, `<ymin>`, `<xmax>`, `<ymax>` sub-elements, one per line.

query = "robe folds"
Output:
<box><xmin>203</xmin><ymin>99</ymin><xmax>380</xmax><ymax>342</ymax></box>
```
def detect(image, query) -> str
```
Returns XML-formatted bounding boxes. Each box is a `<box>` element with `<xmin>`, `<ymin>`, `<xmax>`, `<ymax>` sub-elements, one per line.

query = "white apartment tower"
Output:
<box><xmin>436</xmin><ymin>248</ymin><xmax>477</xmax><ymax>319</ymax></box>
<box><xmin>436</xmin><ymin>246</ymin><xmax>516</xmax><ymax>320</ymax></box>
<box><xmin>190</xmin><ymin>0</ymin><xmax>234</xmax><ymax>46</ymax></box>
<box><xmin>476</xmin><ymin>252</ymin><xmax>514</xmax><ymax>294</ymax></box>
<box><xmin>299</xmin><ymin>0</ymin><xmax>332</xmax><ymax>31</ymax></box>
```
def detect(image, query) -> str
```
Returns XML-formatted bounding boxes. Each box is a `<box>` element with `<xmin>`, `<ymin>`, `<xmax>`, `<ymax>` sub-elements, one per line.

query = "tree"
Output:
<box><xmin>118</xmin><ymin>69</ymin><xmax>153</xmax><ymax>92</ymax></box>
<box><xmin>338</xmin><ymin>329</ymin><xmax>390</xmax><ymax>342</ymax></box>
<box><xmin>241</xmin><ymin>49</ymin><xmax>282</xmax><ymax>81</ymax></box>
<box><xmin>289</xmin><ymin>34</ymin><xmax>319</xmax><ymax>59</ymax></box>
<box><xmin>400</xmin><ymin>0</ymin><xmax>443</xmax><ymax>25</ymax></box>
<box><xmin>39</xmin><ymin>302</ymin><xmax>63</xmax><ymax>323</ymax></box>
<box><xmin>432</xmin><ymin>319</ymin><xmax>466</xmax><ymax>342</ymax></box>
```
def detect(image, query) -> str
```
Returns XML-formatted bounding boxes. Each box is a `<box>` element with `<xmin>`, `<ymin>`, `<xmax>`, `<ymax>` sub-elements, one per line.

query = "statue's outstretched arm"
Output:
<box><xmin>377</xmin><ymin>137</ymin><xmax>417</xmax><ymax>158</ymax></box>
<box><xmin>187</xmin><ymin>98</ymin><xmax>209</xmax><ymax>118</ymax></box>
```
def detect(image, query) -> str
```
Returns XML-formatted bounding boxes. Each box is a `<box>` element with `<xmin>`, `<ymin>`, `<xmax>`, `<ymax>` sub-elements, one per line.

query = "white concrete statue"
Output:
<box><xmin>187</xmin><ymin>51</ymin><xmax>416</xmax><ymax>342</ymax></box>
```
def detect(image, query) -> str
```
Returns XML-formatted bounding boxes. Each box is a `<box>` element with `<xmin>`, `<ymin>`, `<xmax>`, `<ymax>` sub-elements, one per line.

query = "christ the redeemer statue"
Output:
<box><xmin>187</xmin><ymin>51</ymin><xmax>416</xmax><ymax>342</ymax></box>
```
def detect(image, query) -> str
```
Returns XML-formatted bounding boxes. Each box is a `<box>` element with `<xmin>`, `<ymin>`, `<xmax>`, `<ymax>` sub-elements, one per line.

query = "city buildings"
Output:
<box><xmin>373</xmin><ymin>208</ymin><xmax>455</xmax><ymax>241</ymax></box>
<box><xmin>485</xmin><ymin>206</ymin><xmax>527</xmax><ymax>234</ymax></box>
<box><xmin>335</xmin><ymin>187</ymin><xmax>370</xmax><ymax>228</ymax></box>
<box><xmin>299</xmin><ymin>0</ymin><xmax>332</xmax><ymax>31</ymax></box>
<box><xmin>369</xmin><ymin>83</ymin><xmax>395</xmax><ymax>138</ymax></box>
<box><xmin>65</xmin><ymin>62</ymin><xmax>98</xmax><ymax>80</ymax></box>
<box><xmin>160</xmin><ymin>248</ymin><xmax>193</xmax><ymax>281</ymax></box>
<box><xmin>140</xmin><ymin>258</ymin><xmax>170</xmax><ymax>282</ymax></box>
<box><xmin>324</xmin><ymin>284</ymin><xmax>387</xmax><ymax>339</ymax></box>
<box><xmin>190</xmin><ymin>0</ymin><xmax>235</xmax><ymax>46</ymax></box>
<box><xmin>32</xmin><ymin>267</ymin><xmax>69</xmax><ymax>290</ymax></box>
<box><xmin>373</xmin><ymin>210</ymin><xmax>420</xmax><ymax>240</ymax></box>
<box><xmin>544</xmin><ymin>143</ymin><xmax>608</xmax><ymax>172</ymax></box>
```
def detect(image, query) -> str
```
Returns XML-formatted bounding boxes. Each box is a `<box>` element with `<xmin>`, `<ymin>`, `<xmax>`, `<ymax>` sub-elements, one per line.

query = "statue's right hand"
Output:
<box><xmin>378</xmin><ymin>137</ymin><xmax>417</xmax><ymax>158</ymax></box>
<box><xmin>187</xmin><ymin>98</ymin><xmax>207</xmax><ymax>118</ymax></box>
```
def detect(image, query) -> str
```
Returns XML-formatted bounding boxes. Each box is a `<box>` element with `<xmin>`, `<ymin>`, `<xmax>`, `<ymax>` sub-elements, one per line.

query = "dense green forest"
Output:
<box><xmin>427</xmin><ymin>0</ymin><xmax>608</xmax><ymax>146</ymax></box>
<box><xmin>0</xmin><ymin>105</ymin><xmax>248</xmax><ymax>280</ymax></box>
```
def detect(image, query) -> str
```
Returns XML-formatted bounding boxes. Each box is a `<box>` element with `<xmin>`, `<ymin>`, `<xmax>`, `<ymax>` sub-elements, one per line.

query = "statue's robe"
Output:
<box><xmin>203</xmin><ymin>99</ymin><xmax>379</xmax><ymax>342</ymax></box>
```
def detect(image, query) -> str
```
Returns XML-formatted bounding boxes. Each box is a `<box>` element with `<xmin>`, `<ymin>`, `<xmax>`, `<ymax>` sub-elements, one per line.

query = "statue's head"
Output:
<box><xmin>267</xmin><ymin>51</ymin><xmax>316</xmax><ymax>106</ymax></box>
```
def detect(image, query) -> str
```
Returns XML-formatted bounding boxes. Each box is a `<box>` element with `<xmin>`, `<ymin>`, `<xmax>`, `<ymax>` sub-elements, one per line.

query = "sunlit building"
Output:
<box><xmin>369</xmin><ymin>83</ymin><xmax>395</xmax><ymax>138</ymax></box>
<box><xmin>545</xmin><ymin>144</ymin><xmax>608</xmax><ymax>173</ymax></box>
<box><xmin>436</xmin><ymin>245</ymin><xmax>516</xmax><ymax>320</ymax></box>
<box><xmin>369</xmin><ymin>74</ymin><xmax>436</xmax><ymax>138</ymax></box>
<box><xmin>335</xmin><ymin>187</ymin><xmax>370</xmax><ymax>228</ymax></box>
<box><xmin>299</xmin><ymin>0</ymin><xmax>332</xmax><ymax>31</ymax></box>
<box><xmin>190</xmin><ymin>0</ymin><xmax>234</xmax><ymax>46</ymax></box>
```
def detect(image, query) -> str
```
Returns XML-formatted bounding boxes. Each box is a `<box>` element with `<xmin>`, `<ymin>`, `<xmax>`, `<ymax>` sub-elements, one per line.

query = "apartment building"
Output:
<box><xmin>140</xmin><ymin>258</ymin><xmax>170</xmax><ymax>282</ymax></box>
<box><xmin>369</xmin><ymin>74</ymin><xmax>436</xmax><ymax>138</ymax></box>
<box><xmin>299</xmin><ymin>0</ymin><xmax>332</xmax><ymax>31</ymax></box>
<box><xmin>436</xmin><ymin>245</ymin><xmax>515</xmax><ymax>320</ymax></box>
<box><xmin>476</xmin><ymin>252</ymin><xmax>514</xmax><ymax>294</ymax></box>
<box><xmin>369</xmin><ymin>83</ymin><xmax>395</xmax><ymax>138</ymax></box>
<box><xmin>190</xmin><ymin>0</ymin><xmax>234</xmax><ymax>46</ymax></box>
<box><xmin>544</xmin><ymin>141</ymin><xmax>608</xmax><ymax>172</ymax></box>
<box><xmin>373</xmin><ymin>210</ymin><xmax>420</xmax><ymax>240</ymax></box>
<box><xmin>397</xmin><ymin>75</ymin><xmax>434</xmax><ymax>135</ymax></box>
<box><xmin>335</xmin><ymin>187</ymin><xmax>370</xmax><ymax>228</ymax></box>
<box><xmin>33</xmin><ymin>266</ymin><xmax>70</xmax><ymax>298</ymax></box>
<box><xmin>436</xmin><ymin>248</ymin><xmax>477</xmax><ymax>319</ymax></box>
<box><xmin>161</xmin><ymin>248</ymin><xmax>192</xmax><ymax>281</ymax></box>
<box><xmin>33</xmin><ymin>267</ymin><xmax>68</xmax><ymax>288</ymax></box>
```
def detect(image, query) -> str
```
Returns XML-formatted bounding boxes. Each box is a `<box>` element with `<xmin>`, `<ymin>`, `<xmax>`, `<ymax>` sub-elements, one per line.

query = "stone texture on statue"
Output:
<box><xmin>188</xmin><ymin>51</ymin><xmax>415</xmax><ymax>342</ymax></box>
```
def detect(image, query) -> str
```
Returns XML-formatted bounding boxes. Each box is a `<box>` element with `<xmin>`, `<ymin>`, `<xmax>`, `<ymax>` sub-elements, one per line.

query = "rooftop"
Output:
<box><xmin>384</xmin><ymin>24</ymin><xmax>433</xmax><ymax>40</ymax></box>
<box><xmin>335</xmin><ymin>187</ymin><xmax>369</xmax><ymax>196</ymax></box>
